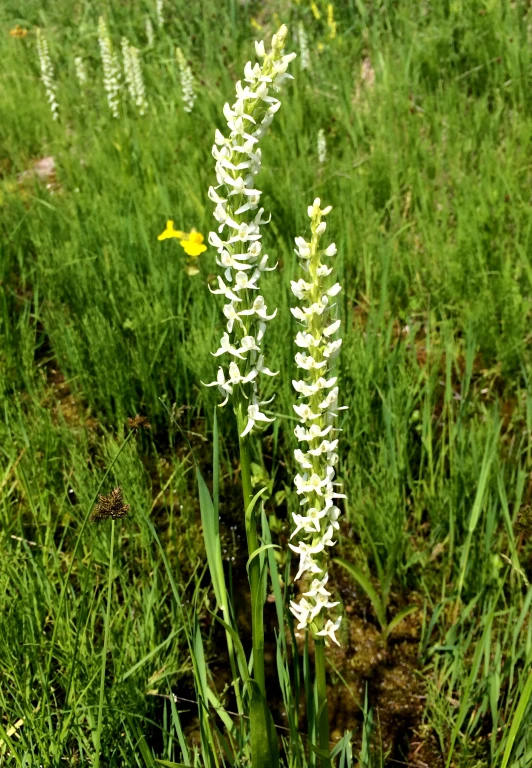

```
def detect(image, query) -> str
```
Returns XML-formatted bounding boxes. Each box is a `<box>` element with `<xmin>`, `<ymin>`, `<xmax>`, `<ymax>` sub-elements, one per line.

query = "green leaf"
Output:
<box><xmin>210</xmin><ymin>612</ymin><xmax>250</xmax><ymax>693</ymax></box>
<box><xmin>246</xmin><ymin>544</ymin><xmax>280</xmax><ymax>577</ymax></box>
<box><xmin>335</xmin><ymin>558</ymin><xmax>386</xmax><ymax>631</ymax></box>
<box><xmin>155</xmin><ymin>761</ymin><xmax>190</xmax><ymax>768</ymax></box>
<box><xmin>196</xmin><ymin>463</ymin><xmax>227</xmax><ymax>611</ymax></box>
<box><xmin>245</xmin><ymin>486</ymin><xmax>268</xmax><ymax>530</ymax></box>
<box><xmin>249</xmin><ymin>680</ymin><xmax>280</xmax><ymax>768</ymax></box>
<box><xmin>384</xmin><ymin>605</ymin><xmax>418</xmax><ymax>641</ymax></box>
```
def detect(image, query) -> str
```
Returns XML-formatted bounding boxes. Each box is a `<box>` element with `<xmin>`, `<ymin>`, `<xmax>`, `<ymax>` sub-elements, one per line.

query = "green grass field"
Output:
<box><xmin>1</xmin><ymin>0</ymin><xmax>532</xmax><ymax>765</ymax></box>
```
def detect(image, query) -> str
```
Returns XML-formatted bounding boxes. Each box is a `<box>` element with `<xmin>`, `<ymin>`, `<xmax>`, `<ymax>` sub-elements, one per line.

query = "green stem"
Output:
<box><xmin>94</xmin><ymin>519</ymin><xmax>115</xmax><ymax>768</ymax></box>
<box><xmin>237</xmin><ymin>407</ymin><xmax>266</xmax><ymax>696</ymax></box>
<box><xmin>314</xmin><ymin>638</ymin><xmax>330</xmax><ymax>768</ymax></box>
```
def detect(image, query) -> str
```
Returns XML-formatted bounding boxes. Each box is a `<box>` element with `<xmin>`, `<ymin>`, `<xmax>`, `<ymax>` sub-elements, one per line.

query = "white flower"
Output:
<box><xmin>293</xmin><ymin>404</ymin><xmax>320</xmax><ymax>423</ymax></box>
<box><xmin>323</xmin><ymin>243</ymin><xmax>337</xmax><ymax>257</ymax></box>
<box><xmin>294</xmin><ymin>449</ymin><xmax>313</xmax><ymax>469</ymax></box>
<box><xmin>228</xmin><ymin>361</ymin><xmax>257</xmax><ymax>386</ymax></box>
<box><xmin>240</xmin><ymin>400</ymin><xmax>275</xmax><ymax>437</ymax></box>
<box><xmin>295</xmin><ymin>331</ymin><xmax>321</xmax><ymax>348</ymax></box>
<box><xmin>295</xmin><ymin>353</ymin><xmax>327</xmax><ymax>371</ymax></box>
<box><xmin>203</xmin><ymin>367</ymin><xmax>233</xmax><ymax>406</ymax></box>
<box><xmin>315</xmin><ymin>616</ymin><xmax>342</xmax><ymax>646</ymax></box>
<box><xmin>294</xmin><ymin>424</ymin><xmax>333</xmax><ymax>442</ymax></box>
<box><xmin>212</xmin><ymin>332</ymin><xmax>245</xmax><ymax>359</ymax></box>
<box><xmin>210</xmin><ymin>276</ymin><xmax>241</xmax><ymax>303</ymax></box>
<box><xmin>294</xmin><ymin>472</ymin><xmax>330</xmax><ymax>496</ymax></box>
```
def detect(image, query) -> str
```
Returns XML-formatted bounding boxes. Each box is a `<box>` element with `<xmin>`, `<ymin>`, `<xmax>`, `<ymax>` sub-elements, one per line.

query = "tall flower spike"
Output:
<box><xmin>98</xmin><ymin>18</ymin><xmax>121</xmax><ymax>119</ymax></box>
<box><xmin>176</xmin><ymin>48</ymin><xmax>196</xmax><ymax>113</ymax></box>
<box><xmin>145</xmin><ymin>16</ymin><xmax>155</xmax><ymax>47</ymax></box>
<box><xmin>298</xmin><ymin>21</ymin><xmax>310</xmax><ymax>71</ymax></box>
<box><xmin>122</xmin><ymin>39</ymin><xmax>148</xmax><ymax>116</ymax></box>
<box><xmin>317</xmin><ymin>128</ymin><xmax>327</xmax><ymax>164</ymax></box>
<box><xmin>288</xmin><ymin>199</ymin><xmax>345</xmax><ymax>647</ymax></box>
<box><xmin>74</xmin><ymin>56</ymin><xmax>87</xmax><ymax>87</ymax></box>
<box><xmin>156</xmin><ymin>0</ymin><xmax>164</xmax><ymax>28</ymax></box>
<box><xmin>36</xmin><ymin>29</ymin><xmax>59</xmax><ymax>120</ymax></box>
<box><xmin>205</xmin><ymin>25</ymin><xmax>296</xmax><ymax>438</ymax></box>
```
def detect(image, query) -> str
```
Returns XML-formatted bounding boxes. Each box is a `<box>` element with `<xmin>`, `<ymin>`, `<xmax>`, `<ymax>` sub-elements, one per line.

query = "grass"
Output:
<box><xmin>1</xmin><ymin>0</ymin><xmax>532</xmax><ymax>765</ymax></box>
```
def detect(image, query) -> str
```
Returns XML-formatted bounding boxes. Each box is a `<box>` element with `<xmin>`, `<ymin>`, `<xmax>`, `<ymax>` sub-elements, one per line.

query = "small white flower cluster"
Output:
<box><xmin>74</xmin><ymin>56</ymin><xmax>87</xmax><ymax>86</ymax></box>
<box><xmin>156</xmin><ymin>0</ymin><xmax>164</xmax><ymax>28</ymax></box>
<box><xmin>145</xmin><ymin>16</ymin><xmax>155</xmax><ymax>47</ymax></box>
<box><xmin>298</xmin><ymin>21</ymin><xmax>310</xmax><ymax>71</ymax></box>
<box><xmin>176</xmin><ymin>48</ymin><xmax>196</xmax><ymax>113</ymax></box>
<box><xmin>205</xmin><ymin>26</ymin><xmax>296</xmax><ymax>438</ymax></box>
<box><xmin>122</xmin><ymin>39</ymin><xmax>148</xmax><ymax>116</ymax></box>
<box><xmin>317</xmin><ymin>128</ymin><xmax>327</xmax><ymax>164</ymax></box>
<box><xmin>36</xmin><ymin>29</ymin><xmax>59</xmax><ymax>120</ymax></box>
<box><xmin>98</xmin><ymin>17</ymin><xmax>121</xmax><ymax>119</ymax></box>
<box><xmin>288</xmin><ymin>199</ymin><xmax>345</xmax><ymax>647</ymax></box>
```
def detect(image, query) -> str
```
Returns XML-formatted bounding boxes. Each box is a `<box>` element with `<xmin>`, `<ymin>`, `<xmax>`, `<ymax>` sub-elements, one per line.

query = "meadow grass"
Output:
<box><xmin>1</xmin><ymin>0</ymin><xmax>532</xmax><ymax>765</ymax></box>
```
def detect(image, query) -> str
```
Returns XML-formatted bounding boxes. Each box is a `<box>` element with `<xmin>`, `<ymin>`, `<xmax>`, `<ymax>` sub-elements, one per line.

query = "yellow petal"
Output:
<box><xmin>181</xmin><ymin>240</ymin><xmax>207</xmax><ymax>257</ymax></box>
<box><xmin>188</xmin><ymin>230</ymin><xmax>205</xmax><ymax>244</ymax></box>
<box><xmin>158</xmin><ymin>220</ymin><xmax>185</xmax><ymax>241</ymax></box>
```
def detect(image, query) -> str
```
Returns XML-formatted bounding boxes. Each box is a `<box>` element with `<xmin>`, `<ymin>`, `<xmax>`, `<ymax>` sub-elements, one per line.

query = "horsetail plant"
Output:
<box><xmin>289</xmin><ymin>198</ymin><xmax>345</xmax><ymax>766</ymax></box>
<box><xmin>205</xmin><ymin>25</ymin><xmax>296</xmax><ymax>702</ymax></box>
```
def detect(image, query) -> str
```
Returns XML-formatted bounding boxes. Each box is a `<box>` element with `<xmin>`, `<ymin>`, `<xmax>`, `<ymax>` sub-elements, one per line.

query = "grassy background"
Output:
<box><xmin>1</xmin><ymin>0</ymin><xmax>532</xmax><ymax>765</ymax></box>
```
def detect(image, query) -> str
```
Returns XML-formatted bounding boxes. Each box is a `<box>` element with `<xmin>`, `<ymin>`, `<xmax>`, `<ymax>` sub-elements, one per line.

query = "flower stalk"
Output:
<box><xmin>205</xmin><ymin>25</ymin><xmax>296</xmax><ymax>698</ymax></box>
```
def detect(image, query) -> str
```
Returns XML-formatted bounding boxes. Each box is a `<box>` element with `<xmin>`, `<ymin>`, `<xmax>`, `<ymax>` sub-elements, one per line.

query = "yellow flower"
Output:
<box><xmin>158</xmin><ymin>220</ymin><xmax>185</xmax><ymax>240</ymax></box>
<box><xmin>180</xmin><ymin>229</ymin><xmax>207</xmax><ymax>257</ymax></box>
<box><xmin>10</xmin><ymin>25</ymin><xmax>28</xmax><ymax>38</ymax></box>
<box><xmin>317</xmin><ymin>41</ymin><xmax>325</xmax><ymax>53</ymax></box>
<box><xmin>250</xmin><ymin>17</ymin><xmax>262</xmax><ymax>31</ymax></box>
<box><xmin>311</xmin><ymin>1</ymin><xmax>321</xmax><ymax>20</ymax></box>
<box><xmin>327</xmin><ymin>3</ymin><xmax>337</xmax><ymax>39</ymax></box>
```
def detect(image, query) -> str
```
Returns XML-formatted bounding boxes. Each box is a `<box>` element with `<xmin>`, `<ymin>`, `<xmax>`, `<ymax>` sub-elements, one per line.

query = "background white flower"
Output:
<box><xmin>36</xmin><ymin>29</ymin><xmax>59</xmax><ymax>120</ymax></box>
<box><xmin>98</xmin><ymin>18</ymin><xmax>121</xmax><ymax>118</ymax></box>
<box><xmin>176</xmin><ymin>48</ymin><xmax>196</xmax><ymax>113</ymax></box>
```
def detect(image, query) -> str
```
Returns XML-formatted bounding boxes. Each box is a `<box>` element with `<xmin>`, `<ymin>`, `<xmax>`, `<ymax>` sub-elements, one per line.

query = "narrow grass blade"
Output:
<box><xmin>384</xmin><ymin>605</ymin><xmax>418</xmax><ymax>640</ymax></box>
<box><xmin>500</xmin><ymin>671</ymin><xmax>532</xmax><ymax>768</ymax></box>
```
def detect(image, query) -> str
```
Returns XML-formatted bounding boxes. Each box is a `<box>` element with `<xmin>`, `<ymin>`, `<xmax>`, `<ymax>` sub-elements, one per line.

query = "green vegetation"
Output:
<box><xmin>1</xmin><ymin>0</ymin><xmax>532</xmax><ymax>765</ymax></box>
